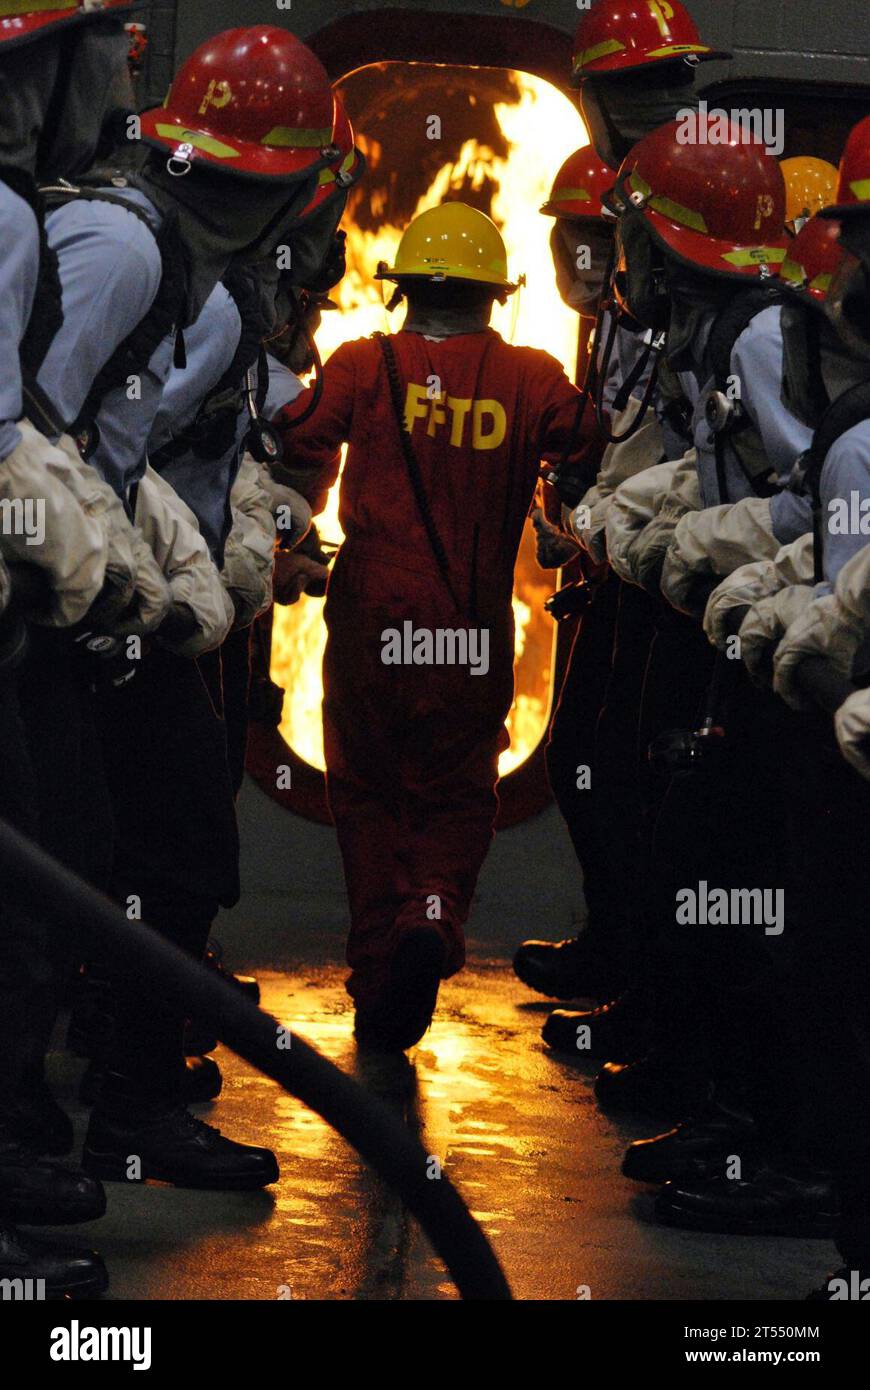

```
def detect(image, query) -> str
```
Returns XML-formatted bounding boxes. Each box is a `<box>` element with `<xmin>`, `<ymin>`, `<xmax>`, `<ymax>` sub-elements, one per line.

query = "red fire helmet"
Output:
<box><xmin>540</xmin><ymin>147</ymin><xmax>615</xmax><ymax>220</ymax></box>
<box><xmin>138</xmin><ymin>25</ymin><xmax>336</xmax><ymax>182</ymax></box>
<box><xmin>298</xmin><ymin>91</ymin><xmax>365</xmax><ymax>218</ymax></box>
<box><xmin>571</xmin><ymin>0</ymin><xmax>729</xmax><ymax>84</ymax></box>
<box><xmin>781</xmin><ymin>215</ymin><xmax>844</xmax><ymax>299</ymax></box>
<box><xmin>0</xmin><ymin>0</ymin><xmax>142</xmax><ymax>49</ymax></box>
<box><xmin>616</xmin><ymin>115</ymin><xmax>788</xmax><ymax>278</ymax></box>
<box><xmin>820</xmin><ymin>114</ymin><xmax>870</xmax><ymax>219</ymax></box>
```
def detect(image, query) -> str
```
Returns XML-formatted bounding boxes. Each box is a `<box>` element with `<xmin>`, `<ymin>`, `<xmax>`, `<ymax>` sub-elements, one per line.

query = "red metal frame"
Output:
<box><xmin>246</xmin><ymin>9</ymin><xmax>585</xmax><ymax>829</ymax></box>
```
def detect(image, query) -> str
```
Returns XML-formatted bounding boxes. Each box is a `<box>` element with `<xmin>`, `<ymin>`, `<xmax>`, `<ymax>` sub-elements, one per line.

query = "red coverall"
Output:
<box><xmin>277</xmin><ymin>328</ymin><xmax>595</xmax><ymax>1006</ymax></box>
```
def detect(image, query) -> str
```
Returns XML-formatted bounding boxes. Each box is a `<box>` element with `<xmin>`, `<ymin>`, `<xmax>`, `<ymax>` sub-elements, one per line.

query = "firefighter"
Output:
<box><xmin>661</xmin><ymin>118</ymin><xmax>870</xmax><ymax>1254</ymax></box>
<box><xmin>587</xmin><ymin>119</ymin><xmax>819</xmax><ymax>1146</ymax></box>
<box><xmin>26</xmin><ymin>24</ymin><xmax>338</xmax><ymax>1189</ymax></box>
<box><xmin>511</xmin><ymin>0</ymin><xmax>730</xmax><ymax>1022</ymax></box>
<box><xmin>274</xmin><ymin>202</ymin><xmax>595</xmax><ymax>1050</ymax></box>
<box><xmin>570</xmin><ymin>0</ymin><xmax>729</xmax><ymax>170</ymax></box>
<box><xmin>0</xmin><ymin>0</ymin><xmax>151</xmax><ymax>1302</ymax></box>
<box><xmin>517</xmin><ymin>147</ymin><xmax>666</xmax><ymax>1056</ymax></box>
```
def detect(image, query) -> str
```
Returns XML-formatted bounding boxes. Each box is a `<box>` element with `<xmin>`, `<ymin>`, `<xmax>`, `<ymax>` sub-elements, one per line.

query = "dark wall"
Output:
<box><xmin>139</xmin><ymin>1</ymin><xmax>869</xmax><ymax>106</ymax></box>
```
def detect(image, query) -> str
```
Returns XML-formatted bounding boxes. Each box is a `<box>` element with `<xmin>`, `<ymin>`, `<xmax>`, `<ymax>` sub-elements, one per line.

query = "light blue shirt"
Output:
<box><xmin>149</xmin><ymin>285</ymin><xmax>245</xmax><ymax>562</ymax></box>
<box><xmin>0</xmin><ymin>184</ymin><xmax>40</xmax><ymax>460</ymax></box>
<box><xmin>38</xmin><ymin>189</ymin><xmax>164</xmax><ymax>486</ymax></box>
<box><xmin>693</xmin><ymin>305</ymin><xmax>814</xmax><ymax>541</ymax></box>
<box><xmin>820</xmin><ymin>420</ymin><xmax>870</xmax><ymax>585</ymax></box>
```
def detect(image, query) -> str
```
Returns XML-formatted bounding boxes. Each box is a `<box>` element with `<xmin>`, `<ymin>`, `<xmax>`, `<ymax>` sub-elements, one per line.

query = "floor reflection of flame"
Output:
<box><xmin>272</xmin><ymin>66</ymin><xmax>588</xmax><ymax>777</ymax></box>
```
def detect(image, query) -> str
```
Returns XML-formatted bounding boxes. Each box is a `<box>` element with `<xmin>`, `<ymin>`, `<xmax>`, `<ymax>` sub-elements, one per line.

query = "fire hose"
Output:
<box><xmin>0</xmin><ymin>818</ymin><xmax>512</xmax><ymax>1301</ymax></box>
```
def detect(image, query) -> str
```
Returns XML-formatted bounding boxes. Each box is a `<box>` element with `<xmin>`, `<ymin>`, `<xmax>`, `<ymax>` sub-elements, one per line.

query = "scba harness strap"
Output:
<box><xmin>40</xmin><ymin>176</ymin><xmax>189</xmax><ymax>454</ymax></box>
<box><xmin>149</xmin><ymin>266</ymin><xmax>281</xmax><ymax>470</ymax></box>
<box><xmin>703</xmin><ymin>284</ymin><xmax>787</xmax><ymax>503</ymax></box>
<box><xmin>0</xmin><ymin>166</ymin><xmax>65</xmax><ymax>434</ymax></box>
<box><xmin>789</xmin><ymin>379</ymin><xmax>870</xmax><ymax>582</ymax></box>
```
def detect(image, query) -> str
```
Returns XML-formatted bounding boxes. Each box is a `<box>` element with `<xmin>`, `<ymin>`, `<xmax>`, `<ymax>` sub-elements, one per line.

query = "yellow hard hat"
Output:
<box><xmin>780</xmin><ymin>157</ymin><xmax>839</xmax><ymax>229</ymax></box>
<box><xmin>376</xmin><ymin>202</ymin><xmax>518</xmax><ymax>291</ymax></box>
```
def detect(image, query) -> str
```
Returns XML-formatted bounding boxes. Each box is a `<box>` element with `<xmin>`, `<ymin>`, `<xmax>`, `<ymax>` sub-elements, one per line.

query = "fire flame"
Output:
<box><xmin>272</xmin><ymin>69</ymin><xmax>588</xmax><ymax>777</ymax></box>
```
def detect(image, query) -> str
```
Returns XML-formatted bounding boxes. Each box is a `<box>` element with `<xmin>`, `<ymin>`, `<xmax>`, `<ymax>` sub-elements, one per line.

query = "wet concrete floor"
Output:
<box><xmin>43</xmin><ymin>777</ymin><xmax>833</xmax><ymax>1301</ymax></box>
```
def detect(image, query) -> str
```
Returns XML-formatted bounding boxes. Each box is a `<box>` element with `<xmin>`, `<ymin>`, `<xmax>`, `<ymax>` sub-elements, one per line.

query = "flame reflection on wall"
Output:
<box><xmin>272</xmin><ymin>64</ymin><xmax>588</xmax><ymax>777</ymax></box>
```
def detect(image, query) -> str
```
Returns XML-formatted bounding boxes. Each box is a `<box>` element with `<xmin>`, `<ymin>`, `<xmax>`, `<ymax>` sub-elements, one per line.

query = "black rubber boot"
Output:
<box><xmin>594</xmin><ymin>1053</ymin><xmax>713</xmax><ymax>1121</ymax></box>
<box><xmin>0</xmin><ymin>1222</ymin><xmax>108</xmax><ymax>1299</ymax></box>
<box><xmin>655</xmin><ymin>1160</ymin><xmax>837</xmax><ymax>1237</ymax></box>
<box><xmin>542</xmin><ymin>990</ymin><xmax>650</xmax><ymax>1061</ymax></box>
<box><xmin>512</xmin><ymin>932</ymin><xmax>620</xmax><ymax>1001</ymax></box>
<box><xmin>0</xmin><ymin>1139</ymin><xmax>106</xmax><ymax>1225</ymax></box>
<box><xmin>83</xmin><ymin>1099</ymin><xmax>279</xmax><ymax>1191</ymax></box>
<box><xmin>622</xmin><ymin>1102</ymin><xmax>759</xmax><ymax>1184</ymax></box>
<box><xmin>354</xmin><ymin>925</ymin><xmax>446</xmax><ymax>1052</ymax></box>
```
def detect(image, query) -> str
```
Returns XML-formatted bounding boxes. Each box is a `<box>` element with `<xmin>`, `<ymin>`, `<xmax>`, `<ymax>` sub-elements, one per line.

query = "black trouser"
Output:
<box><xmin>199</xmin><ymin>624</ymin><xmax>253</xmax><ymax>800</ymax></box>
<box><xmin>0</xmin><ymin>665</ymin><xmax>52</xmax><ymax>1119</ymax></box>
<box><xmin>648</xmin><ymin>664</ymin><xmax>799</xmax><ymax>1111</ymax></box>
<box><xmin>546</xmin><ymin>574</ymin><xmax>659</xmax><ymax>988</ymax></box>
<box><xmin>10</xmin><ymin>629</ymin><xmax>115</xmax><ymax>1087</ymax></box>
<box><xmin>777</xmin><ymin>712</ymin><xmax>870</xmax><ymax>1259</ymax></box>
<box><xmin>93</xmin><ymin>647</ymin><xmax>240</xmax><ymax>1106</ymax></box>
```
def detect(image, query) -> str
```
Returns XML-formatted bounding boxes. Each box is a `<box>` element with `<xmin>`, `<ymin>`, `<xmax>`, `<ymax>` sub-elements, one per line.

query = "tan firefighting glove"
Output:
<box><xmin>605</xmin><ymin>455</ymin><xmax>690</xmax><ymax>584</ymax></box>
<box><xmin>703</xmin><ymin>533</ymin><xmax>815</xmax><ymax>650</ymax></box>
<box><xmin>220</xmin><ymin>457</ymin><xmax>277</xmax><ymax>629</ymax></box>
<box><xmin>631</xmin><ymin>457</ymin><xmax>701</xmax><ymax>593</ymax></box>
<box><xmin>660</xmin><ymin>496</ymin><xmax>781</xmax><ymax>616</ymax></box>
<box><xmin>134</xmin><ymin>466</ymin><xmax>232</xmax><ymax>657</ymax></box>
<box><xmin>0</xmin><ymin>419</ymin><xmax>108</xmax><ymax>626</ymax></box>
<box><xmin>737</xmin><ymin>585</ymin><xmax>815</xmax><ymax>688</ymax></box>
<box><xmin>773</xmin><ymin>545</ymin><xmax>870</xmax><ymax>710</ymax></box>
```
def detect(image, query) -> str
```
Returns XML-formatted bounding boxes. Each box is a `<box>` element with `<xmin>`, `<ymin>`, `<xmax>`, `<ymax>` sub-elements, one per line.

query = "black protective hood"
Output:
<box><xmin>581</xmin><ymin>66</ymin><xmax>698</xmax><ymax>169</ymax></box>
<box><xmin>0</xmin><ymin>20</ymin><xmax>132</xmax><ymax>181</ymax></box>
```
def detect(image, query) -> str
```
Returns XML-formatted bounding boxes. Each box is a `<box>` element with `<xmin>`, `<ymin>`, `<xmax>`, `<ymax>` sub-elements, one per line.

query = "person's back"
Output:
<box><xmin>286</xmin><ymin>323</ymin><xmax>584</xmax><ymax>613</ymax></box>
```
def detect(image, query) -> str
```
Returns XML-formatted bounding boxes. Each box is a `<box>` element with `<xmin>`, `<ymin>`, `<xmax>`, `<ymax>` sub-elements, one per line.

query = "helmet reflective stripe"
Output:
<box><xmin>574</xmin><ymin>38</ymin><xmax>624</xmax><ymax>71</ymax></box>
<box><xmin>646</xmin><ymin>43</ymin><xmax>712</xmax><ymax>57</ymax></box>
<box><xmin>630</xmin><ymin>168</ymin><xmax>707</xmax><ymax>233</ymax></box>
<box><xmin>261</xmin><ymin>126</ymin><xmax>335</xmax><ymax>149</ymax></box>
<box><xmin>850</xmin><ymin>178</ymin><xmax>870</xmax><ymax>200</ymax></box>
<box><xmin>648</xmin><ymin>193</ymin><xmax>707</xmax><ymax>233</ymax></box>
<box><xmin>720</xmin><ymin>247</ymin><xmax>786</xmax><ymax>267</ymax></box>
<box><xmin>0</xmin><ymin>0</ymin><xmax>75</xmax><ymax>11</ymax></box>
<box><xmin>554</xmin><ymin>187</ymin><xmax>592</xmax><ymax>203</ymax></box>
<box><xmin>154</xmin><ymin>124</ymin><xmax>240</xmax><ymax>159</ymax></box>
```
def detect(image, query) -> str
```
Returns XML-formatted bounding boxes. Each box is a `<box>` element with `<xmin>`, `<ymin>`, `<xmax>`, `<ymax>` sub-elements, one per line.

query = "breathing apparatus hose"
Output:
<box><xmin>276</xmin><ymin>308</ymin><xmax>325</xmax><ymax>429</ymax></box>
<box><xmin>592</xmin><ymin>304</ymin><xmax>664</xmax><ymax>446</ymax></box>
<box><xmin>0</xmin><ymin>818</ymin><xmax>512</xmax><ymax>1301</ymax></box>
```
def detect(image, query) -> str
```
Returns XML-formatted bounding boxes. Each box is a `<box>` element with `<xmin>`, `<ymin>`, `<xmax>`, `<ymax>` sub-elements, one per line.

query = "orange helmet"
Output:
<box><xmin>820</xmin><ymin>115</ymin><xmax>870</xmax><ymax>219</ymax></box>
<box><xmin>615</xmin><ymin>115</ymin><xmax>788</xmax><ymax>279</ymax></box>
<box><xmin>138</xmin><ymin>25</ymin><xmax>336</xmax><ymax>182</ymax></box>
<box><xmin>780</xmin><ymin>215</ymin><xmax>844</xmax><ymax>299</ymax></box>
<box><xmin>0</xmin><ymin>0</ymin><xmax>141</xmax><ymax>49</ymax></box>
<box><xmin>780</xmin><ymin>156</ymin><xmax>839</xmax><ymax>232</ymax></box>
<box><xmin>540</xmin><ymin>147</ymin><xmax>615</xmax><ymax>220</ymax></box>
<box><xmin>571</xmin><ymin>0</ymin><xmax>729</xmax><ymax>85</ymax></box>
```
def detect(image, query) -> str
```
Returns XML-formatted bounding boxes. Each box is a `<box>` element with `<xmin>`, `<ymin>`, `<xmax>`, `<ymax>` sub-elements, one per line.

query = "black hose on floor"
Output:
<box><xmin>0</xmin><ymin>818</ymin><xmax>512</xmax><ymax>1301</ymax></box>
